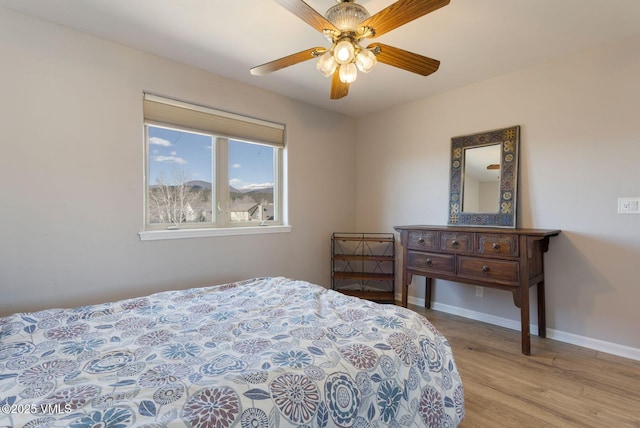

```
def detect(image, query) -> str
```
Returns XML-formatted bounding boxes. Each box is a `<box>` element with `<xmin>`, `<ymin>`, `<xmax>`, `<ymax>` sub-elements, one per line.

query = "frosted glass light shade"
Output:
<box><xmin>355</xmin><ymin>49</ymin><xmax>377</xmax><ymax>73</ymax></box>
<box><xmin>334</xmin><ymin>39</ymin><xmax>355</xmax><ymax>65</ymax></box>
<box><xmin>316</xmin><ymin>51</ymin><xmax>337</xmax><ymax>77</ymax></box>
<box><xmin>339</xmin><ymin>62</ymin><xmax>358</xmax><ymax>83</ymax></box>
<box><xmin>324</xmin><ymin>1</ymin><xmax>370</xmax><ymax>31</ymax></box>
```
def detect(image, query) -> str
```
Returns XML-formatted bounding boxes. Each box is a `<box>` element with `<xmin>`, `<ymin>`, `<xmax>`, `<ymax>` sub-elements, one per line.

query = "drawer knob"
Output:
<box><xmin>481</xmin><ymin>265</ymin><xmax>490</xmax><ymax>274</ymax></box>
<box><xmin>492</xmin><ymin>242</ymin><xmax>500</xmax><ymax>250</ymax></box>
<box><xmin>418</xmin><ymin>237</ymin><xmax>425</xmax><ymax>244</ymax></box>
<box><xmin>451</xmin><ymin>240</ymin><xmax>459</xmax><ymax>248</ymax></box>
<box><xmin>426</xmin><ymin>258</ymin><xmax>433</xmax><ymax>266</ymax></box>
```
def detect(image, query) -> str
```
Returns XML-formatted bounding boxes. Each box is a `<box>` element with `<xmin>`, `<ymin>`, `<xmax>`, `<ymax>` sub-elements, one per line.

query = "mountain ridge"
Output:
<box><xmin>151</xmin><ymin>180</ymin><xmax>273</xmax><ymax>195</ymax></box>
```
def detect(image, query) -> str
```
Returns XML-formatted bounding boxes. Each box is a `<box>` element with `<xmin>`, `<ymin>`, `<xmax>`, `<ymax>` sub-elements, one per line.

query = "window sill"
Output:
<box><xmin>138</xmin><ymin>225</ymin><xmax>292</xmax><ymax>241</ymax></box>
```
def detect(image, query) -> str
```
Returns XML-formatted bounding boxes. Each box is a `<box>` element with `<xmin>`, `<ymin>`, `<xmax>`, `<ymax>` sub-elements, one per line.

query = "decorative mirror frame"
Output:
<box><xmin>448</xmin><ymin>125</ymin><xmax>520</xmax><ymax>228</ymax></box>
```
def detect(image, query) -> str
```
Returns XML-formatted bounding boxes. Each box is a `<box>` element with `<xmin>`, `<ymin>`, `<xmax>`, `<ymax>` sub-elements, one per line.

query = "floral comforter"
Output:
<box><xmin>0</xmin><ymin>277</ymin><xmax>464</xmax><ymax>427</ymax></box>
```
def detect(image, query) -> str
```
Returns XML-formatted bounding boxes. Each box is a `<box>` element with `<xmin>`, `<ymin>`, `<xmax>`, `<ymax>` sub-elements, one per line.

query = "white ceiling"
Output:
<box><xmin>2</xmin><ymin>0</ymin><xmax>640</xmax><ymax>117</ymax></box>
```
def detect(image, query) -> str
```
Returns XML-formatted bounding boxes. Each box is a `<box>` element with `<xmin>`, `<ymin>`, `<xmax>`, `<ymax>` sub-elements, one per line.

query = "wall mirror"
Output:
<box><xmin>448</xmin><ymin>125</ymin><xmax>520</xmax><ymax>228</ymax></box>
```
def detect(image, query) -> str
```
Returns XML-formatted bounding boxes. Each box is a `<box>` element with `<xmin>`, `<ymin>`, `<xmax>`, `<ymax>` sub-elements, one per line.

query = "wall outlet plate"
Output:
<box><xmin>618</xmin><ymin>197</ymin><xmax>640</xmax><ymax>214</ymax></box>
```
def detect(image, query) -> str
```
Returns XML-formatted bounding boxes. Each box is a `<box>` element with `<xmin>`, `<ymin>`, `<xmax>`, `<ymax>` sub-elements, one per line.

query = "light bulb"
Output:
<box><xmin>334</xmin><ymin>39</ymin><xmax>355</xmax><ymax>65</ymax></box>
<box><xmin>316</xmin><ymin>51</ymin><xmax>337</xmax><ymax>77</ymax></box>
<box><xmin>355</xmin><ymin>49</ymin><xmax>377</xmax><ymax>73</ymax></box>
<box><xmin>339</xmin><ymin>62</ymin><xmax>358</xmax><ymax>83</ymax></box>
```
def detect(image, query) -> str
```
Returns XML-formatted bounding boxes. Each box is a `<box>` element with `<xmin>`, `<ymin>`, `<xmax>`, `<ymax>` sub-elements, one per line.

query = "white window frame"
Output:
<box><xmin>139</xmin><ymin>94</ymin><xmax>290</xmax><ymax>241</ymax></box>
<box><xmin>215</xmin><ymin>136</ymin><xmax>284</xmax><ymax>228</ymax></box>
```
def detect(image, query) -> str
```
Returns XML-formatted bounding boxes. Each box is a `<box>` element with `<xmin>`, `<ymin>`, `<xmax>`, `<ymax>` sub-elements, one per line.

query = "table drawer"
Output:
<box><xmin>457</xmin><ymin>256</ymin><xmax>519</xmax><ymax>285</ymax></box>
<box><xmin>407</xmin><ymin>230</ymin><xmax>438</xmax><ymax>251</ymax></box>
<box><xmin>407</xmin><ymin>251</ymin><xmax>455</xmax><ymax>274</ymax></box>
<box><xmin>439</xmin><ymin>232</ymin><xmax>473</xmax><ymax>253</ymax></box>
<box><xmin>477</xmin><ymin>233</ymin><xmax>519</xmax><ymax>257</ymax></box>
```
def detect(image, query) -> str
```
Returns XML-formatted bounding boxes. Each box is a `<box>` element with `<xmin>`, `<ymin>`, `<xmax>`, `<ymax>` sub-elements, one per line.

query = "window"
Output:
<box><xmin>140</xmin><ymin>94</ymin><xmax>287</xmax><ymax>239</ymax></box>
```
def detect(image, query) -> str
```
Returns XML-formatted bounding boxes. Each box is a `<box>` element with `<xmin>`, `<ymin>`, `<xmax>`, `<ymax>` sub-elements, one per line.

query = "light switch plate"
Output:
<box><xmin>618</xmin><ymin>197</ymin><xmax>640</xmax><ymax>214</ymax></box>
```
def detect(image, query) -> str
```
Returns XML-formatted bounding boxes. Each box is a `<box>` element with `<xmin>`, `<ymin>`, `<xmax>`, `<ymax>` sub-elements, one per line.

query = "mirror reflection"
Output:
<box><xmin>462</xmin><ymin>144</ymin><xmax>501</xmax><ymax>213</ymax></box>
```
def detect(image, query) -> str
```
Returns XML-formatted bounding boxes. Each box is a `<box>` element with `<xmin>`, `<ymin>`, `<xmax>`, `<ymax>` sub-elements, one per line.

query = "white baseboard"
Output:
<box><xmin>406</xmin><ymin>296</ymin><xmax>640</xmax><ymax>362</ymax></box>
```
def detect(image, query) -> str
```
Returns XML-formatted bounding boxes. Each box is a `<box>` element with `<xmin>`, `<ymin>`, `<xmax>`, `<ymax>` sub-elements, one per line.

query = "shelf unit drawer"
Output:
<box><xmin>407</xmin><ymin>251</ymin><xmax>455</xmax><ymax>275</ymax></box>
<box><xmin>457</xmin><ymin>256</ymin><xmax>519</xmax><ymax>285</ymax></box>
<box><xmin>476</xmin><ymin>233</ymin><xmax>519</xmax><ymax>257</ymax></box>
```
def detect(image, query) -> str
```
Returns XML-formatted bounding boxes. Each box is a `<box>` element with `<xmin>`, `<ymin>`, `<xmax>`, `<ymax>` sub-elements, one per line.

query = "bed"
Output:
<box><xmin>0</xmin><ymin>277</ymin><xmax>464</xmax><ymax>427</ymax></box>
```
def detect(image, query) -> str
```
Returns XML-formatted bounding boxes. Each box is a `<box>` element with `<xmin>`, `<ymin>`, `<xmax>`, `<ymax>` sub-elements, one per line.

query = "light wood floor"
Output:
<box><xmin>408</xmin><ymin>305</ymin><xmax>640</xmax><ymax>428</ymax></box>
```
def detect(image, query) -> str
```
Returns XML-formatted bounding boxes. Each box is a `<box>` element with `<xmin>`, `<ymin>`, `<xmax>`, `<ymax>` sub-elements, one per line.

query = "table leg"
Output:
<box><xmin>520</xmin><ymin>286</ymin><xmax>531</xmax><ymax>355</ymax></box>
<box><xmin>425</xmin><ymin>277</ymin><xmax>432</xmax><ymax>309</ymax></box>
<box><xmin>401</xmin><ymin>269</ymin><xmax>410</xmax><ymax>308</ymax></box>
<box><xmin>537</xmin><ymin>280</ymin><xmax>546</xmax><ymax>338</ymax></box>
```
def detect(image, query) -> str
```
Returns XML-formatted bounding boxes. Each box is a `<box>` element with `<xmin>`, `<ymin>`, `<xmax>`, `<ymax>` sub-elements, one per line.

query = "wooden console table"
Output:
<box><xmin>394</xmin><ymin>225</ymin><xmax>560</xmax><ymax>355</ymax></box>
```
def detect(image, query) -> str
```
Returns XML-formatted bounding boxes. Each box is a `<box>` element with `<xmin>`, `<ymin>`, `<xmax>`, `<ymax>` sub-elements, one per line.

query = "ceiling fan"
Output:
<box><xmin>250</xmin><ymin>0</ymin><xmax>450</xmax><ymax>99</ymax></box>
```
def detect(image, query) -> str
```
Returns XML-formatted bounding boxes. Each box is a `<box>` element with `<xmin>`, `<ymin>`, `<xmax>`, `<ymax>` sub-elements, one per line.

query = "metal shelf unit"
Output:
<box><xmin>331</xmin><ymin>232</ymin><xmax>395</xmax><ymax>303</ymax></box>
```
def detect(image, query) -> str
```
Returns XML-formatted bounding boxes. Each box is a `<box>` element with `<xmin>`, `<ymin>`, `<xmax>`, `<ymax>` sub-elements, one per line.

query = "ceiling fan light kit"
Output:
<box><xmin>334</xmin><ymin>39</ymin><xmax>356</xmax><ymax>64</ymax></box>
<box><xmin>339</xmin><ymin>62</ymin><xmax>358</xmax><ymax>83</ymax></box>
<box><xmin>316</xmin><ymin>50</ymin><xmax>337</xmax><ymax>76</ymax></box>
<box><xmin>355</xmin><ymin>48</ymin><xmax>377</xmax><ymax>73</ymax></box>
<box><xmin>251</xmin><ymin>0</ymin><xmax>450</xmax><ymax>99</ymax></box>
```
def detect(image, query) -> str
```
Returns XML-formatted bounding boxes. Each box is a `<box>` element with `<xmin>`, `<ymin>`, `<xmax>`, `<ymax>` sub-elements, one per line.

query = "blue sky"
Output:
<box><xmin>148</xmin><ymin>126</ymin><xmax>274</xmax><ymax>190</ymax></box>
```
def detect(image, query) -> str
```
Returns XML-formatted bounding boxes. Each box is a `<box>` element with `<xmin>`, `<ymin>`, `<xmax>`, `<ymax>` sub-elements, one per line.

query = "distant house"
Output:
<box><xmin>230</xmin><ymin>203</ymin><xmax>274</xmax><ymax>222</ymax></box>
<box><xmin>184</xmin><ymin>203</ymin><xmax>198</xmax><ymax>222</ymax></box>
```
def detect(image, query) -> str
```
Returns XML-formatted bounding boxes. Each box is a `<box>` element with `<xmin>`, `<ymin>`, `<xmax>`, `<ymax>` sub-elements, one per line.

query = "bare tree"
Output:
<box><xmin>149</xmin><ymin>168</ymin><xmax>208</xmax><ymax>224</ymax></box>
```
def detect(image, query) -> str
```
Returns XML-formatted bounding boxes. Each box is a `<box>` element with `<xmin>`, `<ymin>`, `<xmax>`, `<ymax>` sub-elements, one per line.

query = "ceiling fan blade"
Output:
<box><xmin>250</xmin><ymin>47</ymin><xmax>324</xmax><ymax>76</ymax></box>
<box><xmin>361</xmin><ymin>0</ymin><xmax>450</xmax><ymax>38</ymax></box>
<box><xmin>330</xmin><ymin>72</ymin><xmax>349</xmax><ymax>99</ymax></box>
<box><xmin>369</xmin><ymin>43</ymin><xmax>440</xmax><ymax>76</ymax></box>
<box><xmin>274</xmin><ymin>0</ymin><xmax>339</xmax><ymax>33</ymax></box>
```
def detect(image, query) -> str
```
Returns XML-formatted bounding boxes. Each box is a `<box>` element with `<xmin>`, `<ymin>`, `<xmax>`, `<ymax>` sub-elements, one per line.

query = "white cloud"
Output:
<box><xmin>243</xmin><ymin>182</ymin><xmax>273</xmax><ymax>191</ymax></box>
<box><xmin>229</xmin><ymin>179</ymin><xmax>273</xmax><ymax>191</ymax></box>
<box><xmin>153</xmin><ymin>155</ymin><xmax>187</xmax><ymax>165</ymax></box>
<box><xmin>231</xmin><ymin>163</ymin><xmax>241</xmax><ymax>169</ymax></box>
<box><xmin>149</xmin><ymin>137</ymin><xmax>172</xmax><ymax>147</ymax></box>
<box><xmin>170</xmin><ymin>151</ymin><xmax>177</xmax><ymax>156</ymax></box>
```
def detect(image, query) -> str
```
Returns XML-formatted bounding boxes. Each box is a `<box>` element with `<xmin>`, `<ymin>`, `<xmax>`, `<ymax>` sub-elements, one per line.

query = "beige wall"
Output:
<box><xmin>0</xmin><ymin>8</ymin><xmax>357</xmax><ymax>315</ymax></box>
<box><xmin>356</xmin><ymin>34</ymin><xmax>640</xmax><ymax>354</ymax></box>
